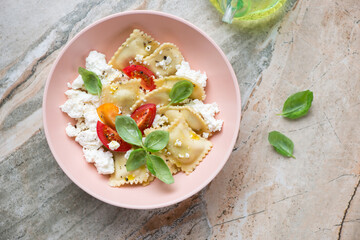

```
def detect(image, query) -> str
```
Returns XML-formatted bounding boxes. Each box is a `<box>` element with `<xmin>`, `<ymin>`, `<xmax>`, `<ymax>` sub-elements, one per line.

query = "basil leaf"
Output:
<box><xmin>280</xmin><ymin>90</ymin><xmax>313</xmax><ymax>119</ymax></box>
<box><xmin>115</xmin><ymin>116</ymin><xmax>143</xmax><ymax>147</ymax></box>
<box><xmin>146</xmin><ymin>155</ymin><xmax>156</xmax><ymax>175</ymax></box>
<box><xmin>268</xmin><ymin>131</ymin><xmax>295</xmax><ymax>158</ymax></box>
<box><xmin>126</xmin><ymin>149</ymin><xmax>147</xmax><ymax>171</ymax></box>
<box><xmin>169</xmin><ymin>80</ymin><xmax>194</xmax><ymax>104</ymax></box>
<box><xmin>78</xmin><ymin>67</ymin><xmax>102</xmax><ymax>95</ymax></box>
<box><xmin>148</xmin><ymin>155</ymin><xmax>174</xmax><ymax>184</ymax></box>
<box><xmin>143</xmin><ymin>130</ymin><xmax>169</xmax><ymax>153</ymax></box>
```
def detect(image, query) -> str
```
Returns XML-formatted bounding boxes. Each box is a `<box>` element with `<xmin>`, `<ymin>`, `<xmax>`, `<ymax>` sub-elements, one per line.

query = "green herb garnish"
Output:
<box><xmin>143</xmin><ymin>130</ymin><xmax>169</xmax><ymax>153</ymax></box>
<box><xmin>268</xmin><ymin>131</ymin><xmax>295</xmax><ymax>158</ymax></box>
<box><xmin>115</xmin><ymin>116</ymin><xmax>143</xmax><ymax>147</ymax></box>
<box><xmin>146</xmin><ymin>156</ymin><xmax>156</xmax><ymax>176</ymax></box>
<box><xmin>169</xmin><ymin>80</ymin><xmax>194</xmax><ymax>105</ymax></box>
<box><xmin>78</xmin><ymin>67</ymin><xmax>102</xmax><ymax>95</ymax></box>
<box><xmin>279</xmin><ymin>90</ymin><xmax>313</xmax><ymax>119</ymax></box>
<box><xmin>147</xmin><ymin>155</ymin><xmax>174</xmax><ymax>184</ymax></box>
<box><xmin>126</xmin><ymin>149</ymin><xmax>147</xmax><ymax>171</ymax></box>
<box><xmin>115</xmin><ymin>115</ymin><xmax>174</xmax><ymax>184</ymax></box>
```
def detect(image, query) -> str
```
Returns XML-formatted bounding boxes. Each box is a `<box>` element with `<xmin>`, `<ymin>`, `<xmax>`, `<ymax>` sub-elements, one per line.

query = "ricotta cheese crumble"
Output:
<box><xmin>60</xmin><ymin>51</ymin><xmax>120</xmax><ymax>175</ymax></box>
<box><xmin>156</xmin><ymin>56</ymin><xmax>172</xmax><ymax>70</ymax></box>
<box><xmin>152</xmin><ymin>114</ymin><xmax>168</xmax><ymax>128</ymax></box>
<box><xmin>186</xmin><ymin>99</ymin><xmax>223</xmax><ymax>133</ymax></box>
<box><xmin>176</xmin><ymin>61</ymin><xmax>207</xmax><ymax>88</ymax></box>
<box><xmin>174</xmin><ymin>139</ymin><xmax>182</xmax><ymax>147</ymax></box>
<box><xmin>108</xmin><ymin>141</ymin><xmax>120</xmax><ymax>151</ymax></box>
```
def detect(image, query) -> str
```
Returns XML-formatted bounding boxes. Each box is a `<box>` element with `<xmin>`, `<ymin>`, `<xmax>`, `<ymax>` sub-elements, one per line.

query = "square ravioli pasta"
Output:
<box><xmin>60</xmin><ymin>29</ymin><xmax>223</xmax><ymax>187</ymax></box>
<box><xmin>162</xmin><ymin>119</ymin><xmax>212</xmax><ymax>174</ymax></box>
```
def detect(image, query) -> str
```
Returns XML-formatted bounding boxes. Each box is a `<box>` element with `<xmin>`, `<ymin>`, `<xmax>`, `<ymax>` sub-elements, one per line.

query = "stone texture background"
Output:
<box><xmin>1</xmin><ymin>0</ymin><xmax>359</xmax><ymax>239</ymax></box>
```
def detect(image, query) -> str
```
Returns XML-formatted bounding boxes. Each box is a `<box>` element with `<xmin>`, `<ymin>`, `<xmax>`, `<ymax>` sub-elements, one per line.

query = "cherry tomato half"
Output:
<box><xmin>96</xmin><ymin>121</ymin><xmax>131</xmax><ymax>152</ymax></box>
<box><xmin>131</xmin><ymin>103</ymin><xmax>156</xmax><ymax>133</ymax></box>
<box><xmin>123</xmin><ymin>65</ymin><xmax>156</xmax><ymax>91</ymax></box>
<box><xmin>96</xmin><ymin>103</ymin><xmax>120</xmax><ymax>130</ymax></box>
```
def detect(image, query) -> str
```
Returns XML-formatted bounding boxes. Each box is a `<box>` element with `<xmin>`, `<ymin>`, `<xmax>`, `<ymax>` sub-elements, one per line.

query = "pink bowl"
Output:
<box><xmin>43</xmin><ymin>10</ymin><xmax>241</xmax><ymax>209</ymax></box>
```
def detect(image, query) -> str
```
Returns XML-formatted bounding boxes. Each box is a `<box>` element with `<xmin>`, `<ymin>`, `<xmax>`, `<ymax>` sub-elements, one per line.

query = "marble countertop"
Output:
<box><xmin>1</xmin><ymin>0</ymin><xmax>359</xmax><ymax>239</ymax></box>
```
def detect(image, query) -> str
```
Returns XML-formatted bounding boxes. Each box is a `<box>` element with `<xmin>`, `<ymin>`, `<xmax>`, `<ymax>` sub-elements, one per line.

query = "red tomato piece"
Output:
<box><xmin>130</xmin><ymin>103</ymin><xmax>156</xmax><ymax>133</ymax></box>
<box><xmin>96</xmin><ymin>121</ymin><xmax>131</xmax><ymax>152</ymax></box>
<box><xmin>123</xmin><ymin>65</ymin><xmax>156</xmax><ymax>91</ymax></box>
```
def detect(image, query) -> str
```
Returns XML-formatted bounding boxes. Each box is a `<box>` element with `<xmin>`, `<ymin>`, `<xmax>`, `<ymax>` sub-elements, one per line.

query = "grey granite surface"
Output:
<box><xmin>1</xmin><ymin>0</ymin><xmax>360</xmax><ymax>239</ymax></box>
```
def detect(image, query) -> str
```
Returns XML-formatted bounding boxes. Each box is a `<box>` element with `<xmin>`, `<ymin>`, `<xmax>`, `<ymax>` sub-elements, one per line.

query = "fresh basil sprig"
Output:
<box><xmin>169</xmin><ymin>80</ymin><xmax>194</xmax><ymax>105</ymax></box>
<box><xmin>115</xmin><ymin>116</ymin><xmax>143</xmax><ymax>147</ymax></box>
<box><xmin>78</xmin><ymin>67</ymin><xmax>102</xmax><ymax>95</ymax></box>
<box><xmin>144</xmin><ymin>131</ymin><xmax>169</xmax><ymax>152</ymax></box>
<box><xmin>126</xmin><ymin>149</ymin><xmax>147</xmax><ymax>171</ymax></box>
<box><xmin>268</xmin><ymin>131</ymin><xmax>295</xmax><ymax>158</ymax></box>
<box><xmin>146</xmin><ymin>156</ymin><xmax>156</xmax><ymax>175</ymax></box>
<box><xmin>115</xmin><ymin>115</ymin><xmax>174</xmax><ymax>184</ymax></box>
<box><xmin>147</xmin><ymin>155</ymin><xmax>174</xmax><ymax>184</ymax></box>
<box><xmin>279</xmin><ymin>90</ymin><xmax>313</xmax><ymax>119</ymax></box>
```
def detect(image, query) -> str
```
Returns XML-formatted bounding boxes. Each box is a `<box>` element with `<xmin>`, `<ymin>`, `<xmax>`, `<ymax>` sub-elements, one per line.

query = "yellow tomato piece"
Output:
<box><xmin>97</xmin><ymin>103</ymin><xmax>120</xmax><ymax>129</ymax></box>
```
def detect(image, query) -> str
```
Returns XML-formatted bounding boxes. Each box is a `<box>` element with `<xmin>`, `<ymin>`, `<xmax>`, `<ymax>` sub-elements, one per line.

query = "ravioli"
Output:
<box><xmin>155</xmin><ymin>76</ymin><xmax>206</xmax><ymax>100</ymax></box>
<box><xmin>109</xmin><ymin>29</ymin><xmax>160</xmax><ymax>70</ymax></box>
<box><xmin>141</xmin><ymin>175</ymin><xmax>156</xmax><ymax>186</ymax></box>
<box><xmin>158</xmin><ymin>106</ymin><xmax>210</xmax><ymax>135</ymax></box>
<box><xmin>166</xmin><ymin>119</ymin><xmax>212</xmax><ymax>174</ymax></box>
<box><xmin>143</xmin><ymin>43</ymin><xmax>184</xmax><ymax>77</ymax></box>
<box><xmin>109</xmin><ymin>152</ymin><xmax>150</xmax><ymax>186</ymax></box>
<box><xmin>131</xmin><ymin>86</ymin><xmax>172</xmax><ymax>111</ymax></box>
<box><xmin>101</xmin><ymin>79</ymin><xmax>143</xmax><ymax>114</ymax></box>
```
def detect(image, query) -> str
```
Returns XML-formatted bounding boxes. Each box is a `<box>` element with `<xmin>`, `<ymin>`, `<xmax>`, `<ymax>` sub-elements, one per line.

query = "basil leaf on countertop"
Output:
<box><xmin>126</xmin><ymin>148</ymin><xmax>147</xmax><ymax>171</ymax></box>
<box><xmin>148</xmin><ymin>155</ymin><xmax>174</xmax><ymax>184</ymax></box>
<box><xmin>78</xmin><ymin>67</ymin><xmax>102</xmax><ymax>95</ymax></box>
<box><xmin>143</xmin><ymin>130</ymin><xmax>169</xmax><ymax>153</ymax></box>
<box><xmin>169</xmin><ymin>80</ymin><xmax>194</xmax><ymax>105</ymax></box>
<box><xmin>279</xmin><ymin>90</ymin><xmax>313</xmax><ymax>119</ymax></box>
<box><xmin>115</xmin><ymin>116</ymin><xmax>143</xmax><ymax>147</ymax></box>
<box><xmin>268</xmin><ymin>131</ymin><xmax>295</xmax><ymax>158</ymax></box>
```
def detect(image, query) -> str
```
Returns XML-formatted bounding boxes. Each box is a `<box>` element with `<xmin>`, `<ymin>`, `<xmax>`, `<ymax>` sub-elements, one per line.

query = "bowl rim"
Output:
<box><xmin>43</xmin><ymin>10</ymin><xmax>241</xmax><ymax>209</ymax></box>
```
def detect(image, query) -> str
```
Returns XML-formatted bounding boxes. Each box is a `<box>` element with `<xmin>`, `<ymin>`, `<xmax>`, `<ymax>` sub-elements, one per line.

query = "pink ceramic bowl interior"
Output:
<box><xmin>43</xmin><ymin>10</ymin><xmax>241</xmax><ymax>209</ymax></box>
